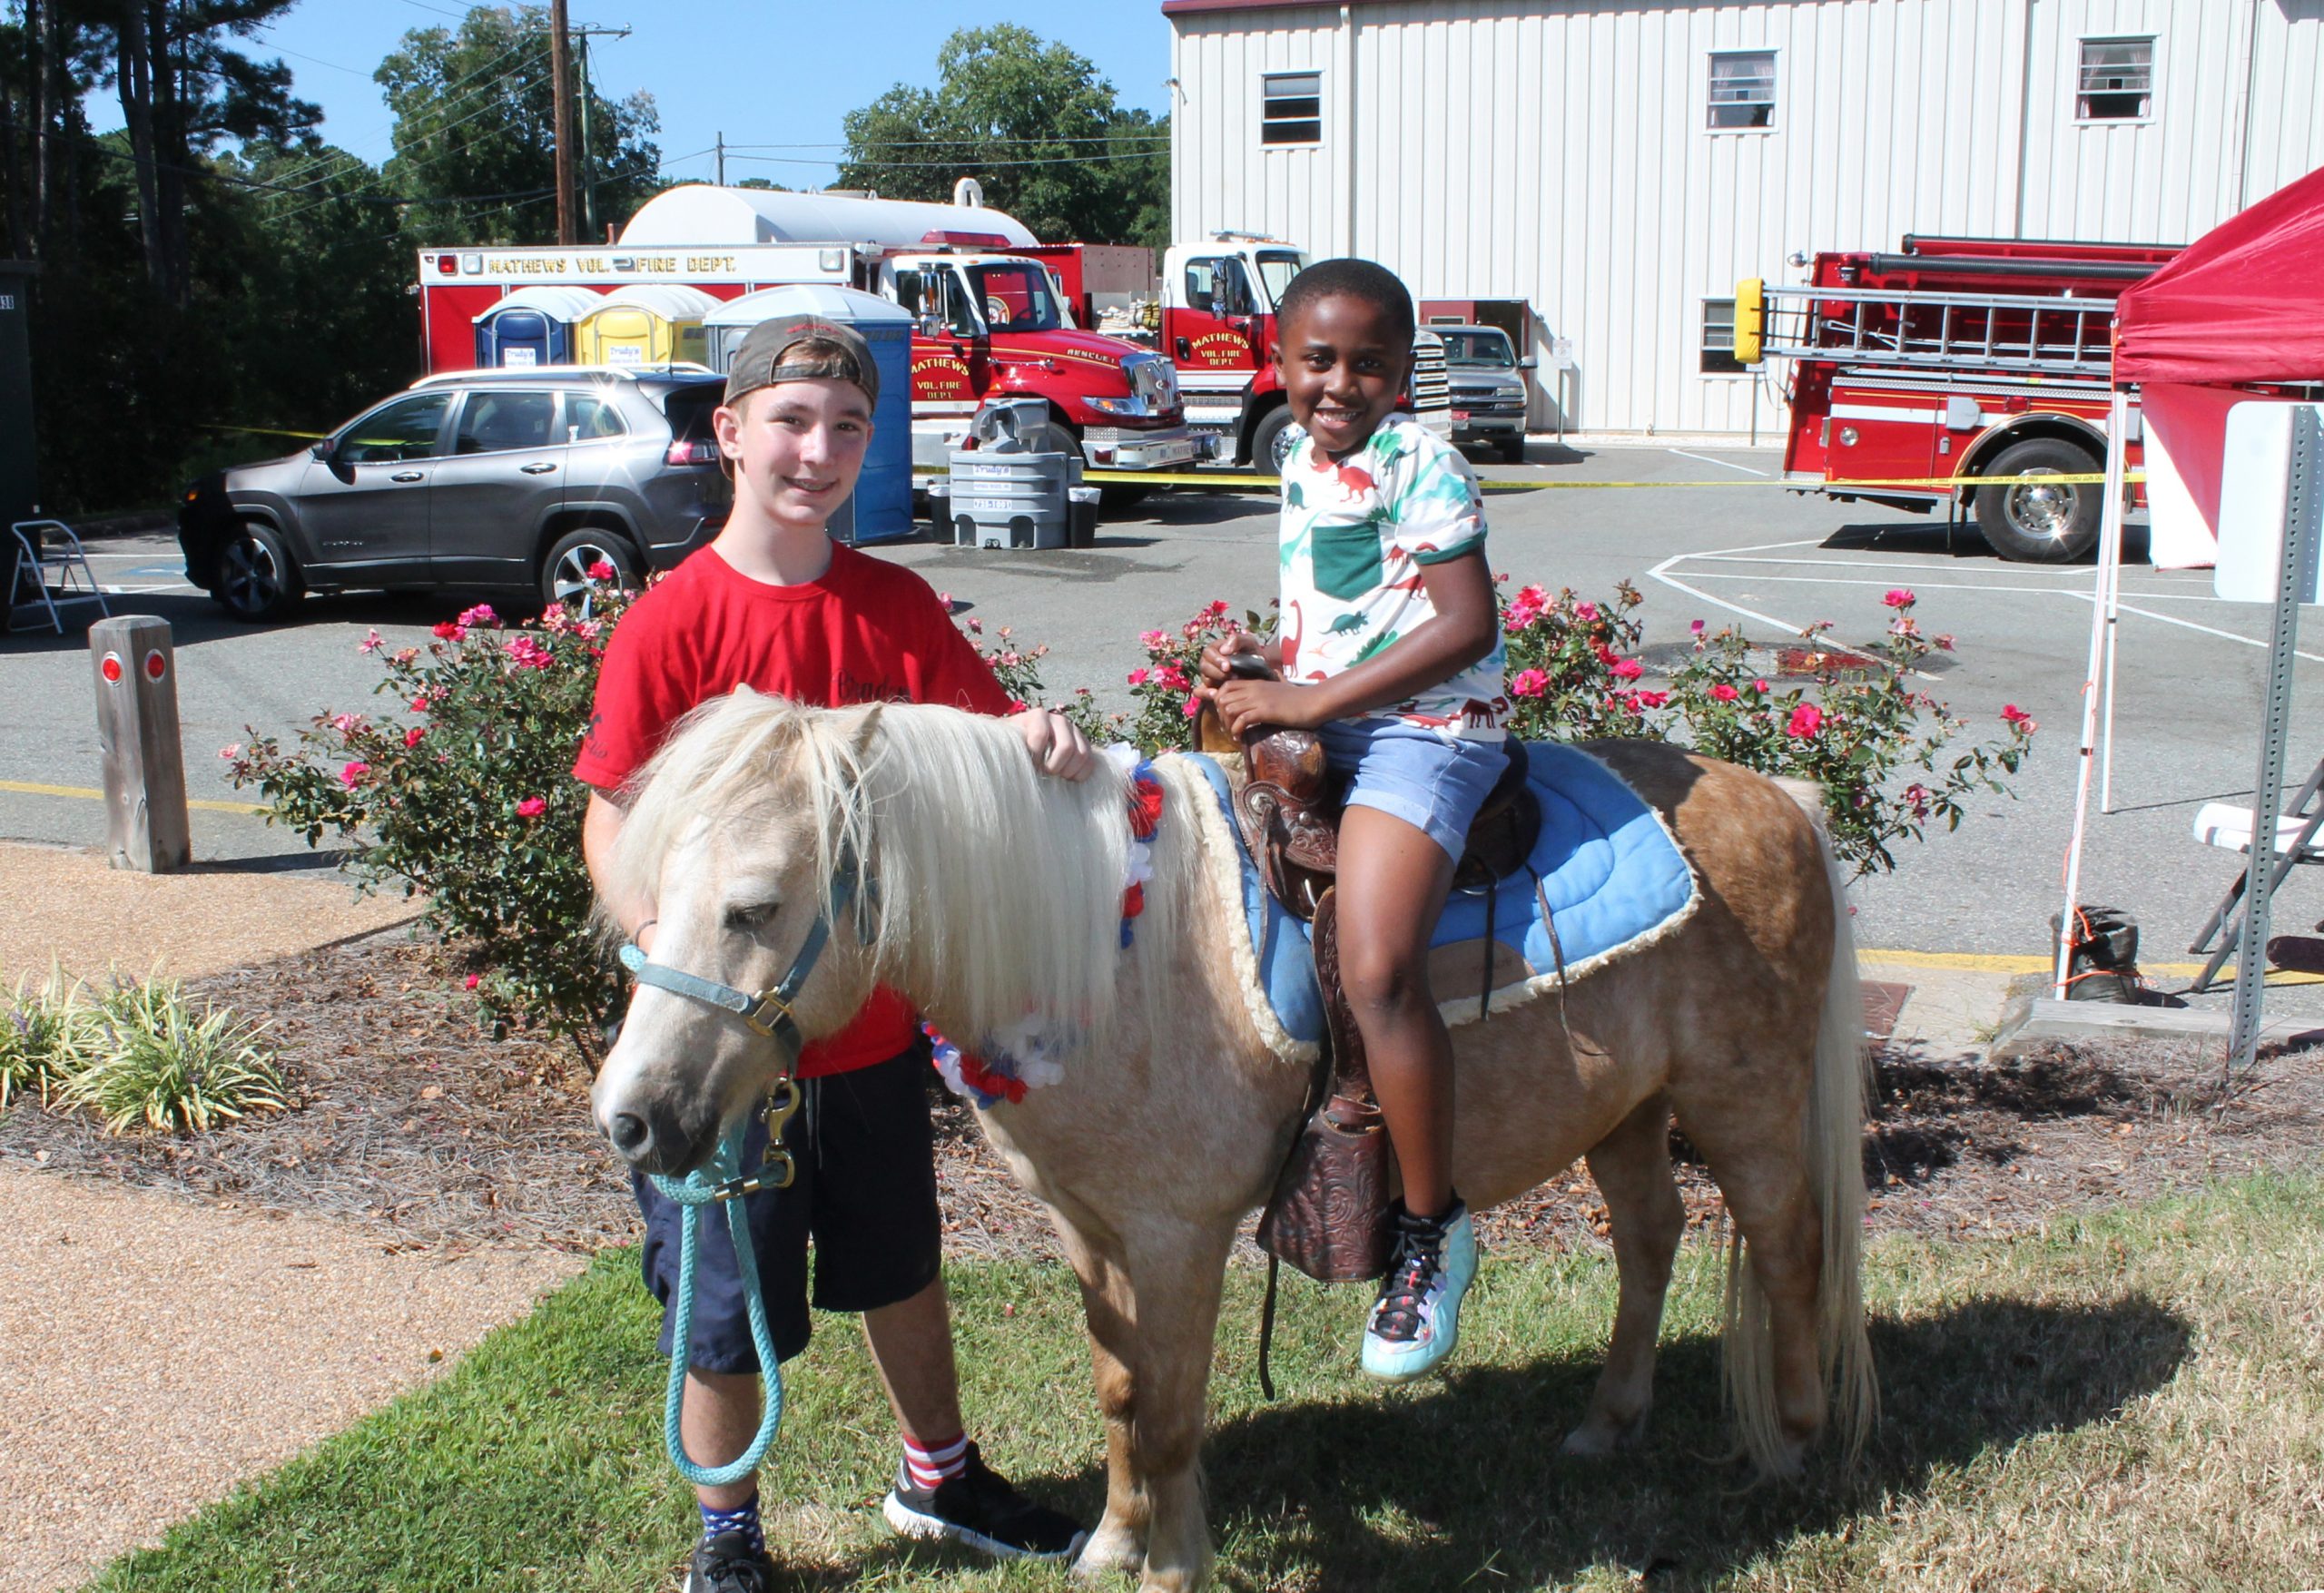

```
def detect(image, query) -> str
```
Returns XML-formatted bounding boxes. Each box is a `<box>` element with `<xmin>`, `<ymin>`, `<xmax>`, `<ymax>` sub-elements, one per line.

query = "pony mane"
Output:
<box><xmin>613</xmin><ymin>691</ymin><xmax>1153</xmax><ymax>1049</ymax></box>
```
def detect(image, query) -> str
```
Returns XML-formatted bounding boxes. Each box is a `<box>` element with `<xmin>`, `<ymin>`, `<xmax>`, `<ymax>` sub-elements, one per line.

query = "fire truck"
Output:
<box><xmin>1158</xmin><ymin>233</ymin><xmax>1452</xmax><ymax>472</ymax></box>
<box><xmin>1737</xmin><ymin>235</ymin><xmax>2181</xmax><ymax>561</ymax></box>
<box><xmin>417</xmin><ymin>184</ymin><xmax>1206</xmax><ymax>479</ymax></box>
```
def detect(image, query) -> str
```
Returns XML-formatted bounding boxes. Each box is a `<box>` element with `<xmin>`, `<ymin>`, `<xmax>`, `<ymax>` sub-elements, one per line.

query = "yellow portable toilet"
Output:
<box><xmin>572</xmin><ymin>284</ymin><xmax>721</xmax><ymax>368</ymax></box>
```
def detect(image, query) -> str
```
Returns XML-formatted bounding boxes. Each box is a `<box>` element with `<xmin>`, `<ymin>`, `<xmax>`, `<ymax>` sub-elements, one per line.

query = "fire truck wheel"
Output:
<box><xmin>1974</xmin><ymin>438</ymin><xmax>2102</xmax><ymax>562</ymax></box>
<box><xmin>1249</xmin><ymin>406</ymin><xmax>1298</xmax><ymax>477</ymax></box>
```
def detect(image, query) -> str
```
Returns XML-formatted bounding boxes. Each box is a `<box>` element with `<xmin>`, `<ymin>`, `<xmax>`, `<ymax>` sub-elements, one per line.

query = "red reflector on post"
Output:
<box><xmin>100</xmin><ymin>652</ymin><xmax>123</xmax><ymax>683</ymax></box>
<box><xmin>143</xmin><ymin>650</ymin><xmax>167</xmax><ymax>682</ymax></box>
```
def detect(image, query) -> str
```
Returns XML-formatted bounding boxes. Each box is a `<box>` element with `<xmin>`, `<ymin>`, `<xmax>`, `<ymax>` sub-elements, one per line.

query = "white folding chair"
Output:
<box><xmin>6</xmin><ymin>519</ymin><xmax>111</xmax><ymax>634</ymax></box>
<box><xmin>2186</xmin><ymin>755</ymin><xmax>2324</xmax><ymax>991</ymax></box>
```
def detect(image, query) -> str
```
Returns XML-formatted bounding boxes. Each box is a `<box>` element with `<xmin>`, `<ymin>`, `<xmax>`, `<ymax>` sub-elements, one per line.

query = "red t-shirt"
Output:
<box><xmin>576</xmin><ymin>541</ymin><xmax>1013</xmax><ymax>1077</ymax></box>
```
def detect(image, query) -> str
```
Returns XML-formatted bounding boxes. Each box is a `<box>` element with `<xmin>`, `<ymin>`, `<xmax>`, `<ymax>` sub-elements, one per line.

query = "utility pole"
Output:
<box><xmin>568</xmin><ymin>25</ymin><xmax>630</xmax><ymax>241</ymax></box>
<box><xmin>550</xmin><ymin>0</ymin><xmax>575</xmax><ymax>242</ymax></box>
<box><xmin>716</xmin><ymin>132</ymin><xmax>725</xmax><ymax>188</ymax></box>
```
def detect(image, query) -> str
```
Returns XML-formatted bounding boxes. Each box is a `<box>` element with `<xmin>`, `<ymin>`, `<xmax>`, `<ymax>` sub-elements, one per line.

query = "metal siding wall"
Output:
<box><xmin>1168</xmin><ymin>0</ymin><xmax>2323</xmax><ymax>435</ymax></box>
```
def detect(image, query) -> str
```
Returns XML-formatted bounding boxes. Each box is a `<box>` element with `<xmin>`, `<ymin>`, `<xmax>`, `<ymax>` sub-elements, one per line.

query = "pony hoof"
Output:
<box><xmin>1559</xmin><ymin>1411</ymin><xmax>1650</xmax><ymax>1457</ymax></box>
<box><xmin>1073</xmin><ymin>1527</ymin><xmax>1146</xmax><ymax>1580</ymax></box>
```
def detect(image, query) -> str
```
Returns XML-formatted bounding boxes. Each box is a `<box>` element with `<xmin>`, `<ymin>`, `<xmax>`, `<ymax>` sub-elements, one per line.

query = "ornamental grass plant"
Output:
<box><xmin>48</xmin><ymin>976</ymin><xmax>287</xmax><ymax>1135</ymax></box>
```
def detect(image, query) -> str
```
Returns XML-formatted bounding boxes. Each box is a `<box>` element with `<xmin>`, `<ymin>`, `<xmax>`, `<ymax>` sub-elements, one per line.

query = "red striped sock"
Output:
<box><xmin>901</xmin><ymin>1430</ymin><xmax>969</xmax><ymax>1491</ymax></box>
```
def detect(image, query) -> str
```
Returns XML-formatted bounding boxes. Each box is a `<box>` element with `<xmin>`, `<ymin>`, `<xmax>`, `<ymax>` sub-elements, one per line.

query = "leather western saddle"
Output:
<box><xmin>1201</xmin><ymin>658</ymin><xmax>1542</xmax><ymax>1283</ymax></box>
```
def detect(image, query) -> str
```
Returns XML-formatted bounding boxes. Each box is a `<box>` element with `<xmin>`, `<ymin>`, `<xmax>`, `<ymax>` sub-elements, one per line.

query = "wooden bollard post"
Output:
<box><xmin>90</xmin><ymin>614</ymin><xmax>192</xmax><ymax>872</ymax></box>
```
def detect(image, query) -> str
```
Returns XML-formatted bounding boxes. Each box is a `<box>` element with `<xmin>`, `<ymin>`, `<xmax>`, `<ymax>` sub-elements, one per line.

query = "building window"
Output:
<box><xmin>1701</xmin><ymin>300</ymin><xmax>1745</xmax><ymax>374</ymax></box>
<box><xmin>1708</xmin><ymin>51</ymin><xmax>1777</xmax><ymax>130</ymax></box>
<box><xmin>1261</xmin><ymin>72</ymin><xmax>1323</xmax><ymax>145</ymax></box>
<box><xmin>2078</xmin><ymin>37</ymin><xmax>2154</xmax><ymax>121</ymax></box>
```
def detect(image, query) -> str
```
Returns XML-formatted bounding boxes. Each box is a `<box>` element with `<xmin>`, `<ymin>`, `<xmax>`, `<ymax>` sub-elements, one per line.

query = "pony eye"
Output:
<box><xmin>724</xmin><ymin>900</ymin><xmax>778</xmax><ymax>931</ymax></box>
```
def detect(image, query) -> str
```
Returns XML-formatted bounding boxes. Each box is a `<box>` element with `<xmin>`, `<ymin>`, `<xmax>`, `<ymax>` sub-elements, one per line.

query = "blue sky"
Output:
<box><xmin>113</xmin><ymin>0</ymin><xmax>1175</xmax><ymax>192</ymax></box>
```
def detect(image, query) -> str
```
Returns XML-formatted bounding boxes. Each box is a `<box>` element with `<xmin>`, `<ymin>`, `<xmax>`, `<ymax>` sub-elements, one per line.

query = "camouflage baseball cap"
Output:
<box><xmin>723</xmin><ymin>312</ymin><xmax>879</xmax><ymax>408</ymax></box>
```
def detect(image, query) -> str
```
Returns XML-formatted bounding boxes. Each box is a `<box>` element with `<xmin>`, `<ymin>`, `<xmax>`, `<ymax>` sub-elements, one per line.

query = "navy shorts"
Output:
<box><xmin>632</xmin><ymin>1040</ymin><xmax>942</xmax><ymax>1373</ymax></box>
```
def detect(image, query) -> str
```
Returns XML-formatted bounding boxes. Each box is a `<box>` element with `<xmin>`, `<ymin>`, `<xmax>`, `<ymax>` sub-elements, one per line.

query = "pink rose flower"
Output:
<box><xmin>1689</xmin><ymin>619</ymin><xmax>1706</xmax><ymax>636</ymax></box>
<box><xmin>516</xmin><ymin>796</ymin><xmax>547</xmax><ymax>819</ymax></box>
<box><xmin>1710</xmin><ymin>683</ymin><xmax>1739</xmax><ymax>703</ymax></box>
<box><xmin>404</xmin><ymin>726</ymin><xmax>426</xmax><ymax>749</ymax></box>
<box><xmin>586</xmin><ymin>559</ymin><xmax>615</xmax><ymax>581</ymax></box>
<box><xmin>1610</xmin><ymin>657</ymin><xmax>1644</xmax><ymax>681</ymax></box>
<box><xmin>1509</xmin><ymin>668</ymin><xmax>1550</xmax><ymax>698</ymax></box>
<box><xmin>359</xmin><ymin>629</ymin><xmax>383</xmax><ymax>654</ymax></box>
<box><xmin>1128</xmin><ymin>667</ymin><xmax>1151</xmax><ymax>686</ymax></box>
<box><xmin>1574</xmin><ymin>602</ymin><xmax>1600</xmax><ymax>623</ymax></box>
<box><xmin>218</xmin><ymin>743</ymin><xmax>242</xmax><ymax>761</ymax></box>
<box><xmin>1632</xmin><ymin>689</ymin><xmax>1669</xmax><ymax>710</ymax></box>
<box><xmin>340</xmin><ymin>761</ymin><xmax>370</xmax><ymax>788</ymax></box>
<box><xmin>463</xmin><ymin>973</ymin><xmax>480</xmax><ymax>990</ymax></box>
<box><xmin>1180</xmin><ymin>694</ymin><xmax>1203</xmax><ymax>718</ymax></box>
<box><xmin>1753</xmin><ymin>678</ymin><xmax>1771</xmax><ymax>693</ymax></box>
<box><xmin>1882</xmin><ymin>588</ymin><xmax>1915</xmax><ymax>609</ymax></box>
<box><xmin>2002</xmin><ymin>704</ymin><xmax>2036</xmax><ymax>733</ymax></box>
<box><xmin>1787</xmin><ymin>703</ymin><xmax>1824</xmax><ymax>738</ymax></box>
<box><xmin>457</xmin><ymin>603</ymin><xmax>498</xmax><ymax>629</ymax></box>
<box><xmin>1138</xmin><ymin>629</ymin><xmax>1168</xmax><ymax>649</ymax></box>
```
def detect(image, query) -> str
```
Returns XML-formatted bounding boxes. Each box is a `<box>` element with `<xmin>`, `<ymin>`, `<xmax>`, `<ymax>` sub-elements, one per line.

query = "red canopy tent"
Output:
<box><xmin>2112</xmin><ymin>163</ymin><xmax>2324</xmax><ymax>567</ymax></box>
<box><xmin>2059</xmin><ymin>163</ymin><xmax>2324</xmax><ymax>1026</ymax></box>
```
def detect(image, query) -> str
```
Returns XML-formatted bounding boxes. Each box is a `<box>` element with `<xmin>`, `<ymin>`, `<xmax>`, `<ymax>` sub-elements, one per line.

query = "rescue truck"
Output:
<box><xmin>1737</xmin><ymin>235</ymin><xmax>2181</xmax><ymax>561</ymax></box>
<box><xmin>1159</xmin><ymin>232</ymin><xmax>1452</xmax><ymax>472</ymax></box>
<box><xmin>417</xmin><ymin>184</ymin><xmax>1206</xmax><ymax>479</ymax></box>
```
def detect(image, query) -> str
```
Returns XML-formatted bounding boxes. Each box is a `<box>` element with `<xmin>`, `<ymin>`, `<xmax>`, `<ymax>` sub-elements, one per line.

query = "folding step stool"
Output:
<box><xmin>7</xmin><ymin>519</ymin><xmax>112</xmax><ymax>634</ymax></box>
<box><xmin>2186</xmin><ymin>753</ymin><xmax>2324</xmax><ymax>992</ymax></box>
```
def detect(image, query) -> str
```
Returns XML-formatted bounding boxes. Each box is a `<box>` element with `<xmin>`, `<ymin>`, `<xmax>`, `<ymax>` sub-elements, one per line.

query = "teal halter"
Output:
<box><xmin>616</xmin><ymin>847</ymin><xmax>868</xmax><ymax>1487</ymax></box>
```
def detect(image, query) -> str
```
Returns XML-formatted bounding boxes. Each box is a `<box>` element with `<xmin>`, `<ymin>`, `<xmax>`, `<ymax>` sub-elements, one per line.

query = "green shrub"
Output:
<box><xmin>49</xmin><ymin>977</ymin><xmax>287</xmax><ymax>1135</ymax></box>
<box><xmin>230</xmin><ymin>595</ymin><xmax>630</xmax><ymax>1051</ymax></box>
<box><xmin>0</xmin><ymin>967</ymin><xmax>86</xmax><ymax>1108</ymax></box>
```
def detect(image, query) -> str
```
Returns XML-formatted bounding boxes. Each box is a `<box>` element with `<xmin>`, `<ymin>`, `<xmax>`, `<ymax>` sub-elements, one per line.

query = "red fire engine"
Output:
<box><xmin>1738</xmin><ymin>235</ymin><xmax>2181</xmax><ymax>561</ymax></box>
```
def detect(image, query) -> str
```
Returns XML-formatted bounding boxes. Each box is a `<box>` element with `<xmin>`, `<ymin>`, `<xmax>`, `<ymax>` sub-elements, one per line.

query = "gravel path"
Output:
<box><xmin>0</xmin><ymin>1165</ymin><xmax>579</xmax><ymax>1593</ymax></box>
<box><xmin>0</xmin><ymin>841</ymin><xmax>418</xmax><ymax>987</ymax></box>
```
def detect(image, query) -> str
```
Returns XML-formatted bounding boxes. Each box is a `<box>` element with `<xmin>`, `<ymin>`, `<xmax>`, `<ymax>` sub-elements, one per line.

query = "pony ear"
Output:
<box><xmin>847</xmin><ymin>701</ymin><xmax>885</xmax><ymax>760</ymax></box>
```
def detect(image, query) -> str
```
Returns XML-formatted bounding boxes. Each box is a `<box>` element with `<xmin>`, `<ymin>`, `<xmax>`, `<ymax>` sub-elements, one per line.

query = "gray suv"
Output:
<box><xmin>1438</xmin><ymin>326</ymin><xmax>1535</xmax><ymax>465</ymax></box>
<box><xmin>179</xmin><ymin>367</ymin><xmax>730</xmax><ymax>621</ymax></box>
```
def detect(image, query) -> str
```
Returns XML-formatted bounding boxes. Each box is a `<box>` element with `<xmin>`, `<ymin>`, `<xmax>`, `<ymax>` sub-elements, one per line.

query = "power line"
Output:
<box><xmin>721</xmin><ymin>132</ymin><xmax>1171</xmax><ymax>151</ymax></box>
<box><xmin>257</xmin><ymin>34</ymin><xmax>545</xmax><ymax>194</ymax></box>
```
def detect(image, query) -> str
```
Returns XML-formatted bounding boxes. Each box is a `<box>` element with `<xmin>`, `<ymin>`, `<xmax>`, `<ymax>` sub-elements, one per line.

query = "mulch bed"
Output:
<box><xmin>2</xmin><ymin>932</ymin><xmax>2319</xmax><ymax>1261</ymax></box>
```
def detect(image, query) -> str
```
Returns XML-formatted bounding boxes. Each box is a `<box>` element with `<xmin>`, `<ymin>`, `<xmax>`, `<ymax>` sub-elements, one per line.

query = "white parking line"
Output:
<box><xmin>1665</xmin><ymin>447</ymin><xmax>1771</xmax><ymax>477</ymax></box>
<box><xmin>1653</xmin><ymin>538</ymin><xmax>2324</xmax><ymax>666</ymax></box>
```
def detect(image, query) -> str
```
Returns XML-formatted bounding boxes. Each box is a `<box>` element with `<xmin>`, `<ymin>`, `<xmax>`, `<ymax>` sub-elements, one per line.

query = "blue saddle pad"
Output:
<box><xmin>1182</xmin><ymin>742</ymin><xmax>1699</xmax><ymax>1043</ymax></box>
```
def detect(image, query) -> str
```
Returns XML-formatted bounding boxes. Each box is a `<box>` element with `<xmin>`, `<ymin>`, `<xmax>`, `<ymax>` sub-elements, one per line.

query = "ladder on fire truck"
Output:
<box><xmin>1738</xmin><ymin>280</ymin><xmax>2118</xmax><ymax>379</ymax></box>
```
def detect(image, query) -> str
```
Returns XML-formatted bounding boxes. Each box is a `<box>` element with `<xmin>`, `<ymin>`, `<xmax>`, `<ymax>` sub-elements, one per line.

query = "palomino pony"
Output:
<box><xmin>594</xmin><ymin>691</ymin><xmax>1876</xmax><ymax>1593</ymax></box>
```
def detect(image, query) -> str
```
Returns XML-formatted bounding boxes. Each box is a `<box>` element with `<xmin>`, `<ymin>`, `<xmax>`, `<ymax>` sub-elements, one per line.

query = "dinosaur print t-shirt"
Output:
<box><xmin>1277</xmin><ymin>413</ymin><xmax>1508</xmax><ymax>740</ymax></box>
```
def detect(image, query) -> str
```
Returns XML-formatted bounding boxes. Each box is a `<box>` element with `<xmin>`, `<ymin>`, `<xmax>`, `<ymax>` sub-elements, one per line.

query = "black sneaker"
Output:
<box><xmin>684</xmin><ymin>1529</ymin><xmax>775</xmax><ymax>1593</ymax></box>
<box><xmin>881</xmin><ymin>1441</ymin><xmax>1089</xmax><ymax>1560</ymax></box>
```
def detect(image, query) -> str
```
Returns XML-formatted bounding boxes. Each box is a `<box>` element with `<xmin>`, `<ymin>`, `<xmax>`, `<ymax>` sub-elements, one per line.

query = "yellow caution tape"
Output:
<box><xmin>920</xmin><ymin>468</ymin><xmax>2143</xmax><ymax>492</ymax></box>
<box><xmin>201</xmin><ymin>422</ymin><xmax>333</xmax><ymax>441</ymax></box>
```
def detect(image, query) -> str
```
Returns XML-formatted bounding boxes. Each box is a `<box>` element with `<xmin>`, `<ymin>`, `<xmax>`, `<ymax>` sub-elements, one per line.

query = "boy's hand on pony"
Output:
<box><xmin>1014</xmin><ymin>706</ymin><xmax>1097</xmax><ymax>782</ymax></box>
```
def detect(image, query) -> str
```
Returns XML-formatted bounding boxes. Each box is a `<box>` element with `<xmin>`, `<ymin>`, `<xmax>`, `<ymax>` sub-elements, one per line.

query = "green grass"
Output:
<box><xmin>88</xmin><ymin>1174</ymin><xmax>2324</xmax><ymax>1591</ymax></box>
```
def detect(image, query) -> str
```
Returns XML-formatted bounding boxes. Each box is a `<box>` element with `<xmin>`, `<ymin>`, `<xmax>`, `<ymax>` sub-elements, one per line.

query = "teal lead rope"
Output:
<box><xmin>648</xmin><ymin>1117</ymin><xmax>787</xmax><ymax>1488</ymax></box>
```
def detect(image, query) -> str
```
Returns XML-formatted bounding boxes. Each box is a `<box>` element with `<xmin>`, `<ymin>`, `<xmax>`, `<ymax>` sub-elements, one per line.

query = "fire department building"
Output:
<box><xmin>1162</xmin><ymin>0</ymin><xmax>2324</xmax><ymax>438</ymax></box>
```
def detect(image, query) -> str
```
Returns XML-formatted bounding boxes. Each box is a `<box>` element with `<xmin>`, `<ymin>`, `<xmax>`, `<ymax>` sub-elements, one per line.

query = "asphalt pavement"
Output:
<box><xmin>10</xmin><ymin>440</ymin><xmax>2324</xmax><ymax>1020</ymax></box>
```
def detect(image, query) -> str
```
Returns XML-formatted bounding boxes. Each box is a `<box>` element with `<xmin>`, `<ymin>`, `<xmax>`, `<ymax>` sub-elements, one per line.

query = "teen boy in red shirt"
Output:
<box><xmin>576</xmin><ymin>314</ymin><xmax>1093</xmax><ymax>1592</ymax></box>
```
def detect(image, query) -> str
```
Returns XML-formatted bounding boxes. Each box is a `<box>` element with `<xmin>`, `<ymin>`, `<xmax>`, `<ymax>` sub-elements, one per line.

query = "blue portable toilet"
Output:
<box><xmin>704</xmin><ymin>285</ymin><xmax>914</xmax><ymax>545</ymax></box>
<box><xmin>473</xmin><ymin>286</ymin><xmax>603</xmax><ymax>369</ymax></box>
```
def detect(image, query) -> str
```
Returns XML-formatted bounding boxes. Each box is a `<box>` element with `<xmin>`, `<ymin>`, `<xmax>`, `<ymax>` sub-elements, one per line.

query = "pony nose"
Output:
<box><xmin>607</xmin><ymin>1110</ymin><xmax>652</xmax><ymax>1157</ymax></box>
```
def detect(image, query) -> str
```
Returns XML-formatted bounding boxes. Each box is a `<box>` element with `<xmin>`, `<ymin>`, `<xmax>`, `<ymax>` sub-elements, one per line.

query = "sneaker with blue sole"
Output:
<box><xmin>1361</xmin><ymin>1198</ymin><xmax>1478</xmax><ymax>1382</ymax></box>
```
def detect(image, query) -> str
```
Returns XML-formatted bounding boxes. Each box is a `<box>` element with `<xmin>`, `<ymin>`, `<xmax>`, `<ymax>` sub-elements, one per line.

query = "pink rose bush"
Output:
<box><xmin>1499</xmin><ymin>582</ymin><xmax>2034</xmax><ymax>874</ymax></box>
<box><xmin>225</xmin><ymin>584</ymin><xmax>655</xmax><ymax>1051</ymax></box>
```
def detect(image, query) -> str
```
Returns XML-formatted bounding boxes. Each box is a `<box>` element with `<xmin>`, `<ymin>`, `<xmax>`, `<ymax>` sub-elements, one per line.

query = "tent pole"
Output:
<box><xmin>2099</xmin><ymin>393</ymin><xmax>2130</xmax><ymax>811</ymax></box>
<box><xmin>2057</xmin><ymin>445</ymin><xmax>2115</xmax><ymax>998</ymax></box>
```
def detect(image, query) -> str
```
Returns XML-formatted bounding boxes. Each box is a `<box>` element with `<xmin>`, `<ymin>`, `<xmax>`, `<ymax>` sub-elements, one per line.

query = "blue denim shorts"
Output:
<box><xmin>1316</xmin><ymin>716</ymin><xmax>1511</xmax><ymax>861</ymax></box>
